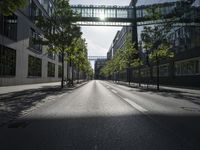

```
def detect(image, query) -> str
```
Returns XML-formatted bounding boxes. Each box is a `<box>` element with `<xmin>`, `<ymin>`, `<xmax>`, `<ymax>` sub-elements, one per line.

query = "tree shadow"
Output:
<box><xmin>0</xmin><ymin>113</ymin><xmax>200</xmax><ymax>150</ymax></box>
<box><xmin>0</xmin><ymin>86</ymin><xmax>70</xmax><ymax>126</ymax></box>
<box><xmin>135</xmin><ymin>88</ymin><xmax>200</xmax><ymax>106</ymax></box>
<box><xmin>115</xmin><ymin>81</ymin><xmax>200</xmax><ymax>106</ymax></box>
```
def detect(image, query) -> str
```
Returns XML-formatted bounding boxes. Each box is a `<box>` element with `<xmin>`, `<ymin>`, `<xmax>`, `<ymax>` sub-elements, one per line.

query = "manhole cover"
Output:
<box><xmin>7</xmin><ymin>121</ymin><xmax>30</xmax><ymax>128</ymax></box>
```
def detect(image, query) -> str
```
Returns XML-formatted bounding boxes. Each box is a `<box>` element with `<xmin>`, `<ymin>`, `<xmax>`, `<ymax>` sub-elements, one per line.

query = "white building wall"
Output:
<box><xmin>0</xmin><ymin>9</ymin><xmax>68</xmax><ymax>86</ymax></box>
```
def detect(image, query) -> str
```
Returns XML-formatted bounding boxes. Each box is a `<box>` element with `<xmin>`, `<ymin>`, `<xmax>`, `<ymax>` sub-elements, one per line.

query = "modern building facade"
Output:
<box><xmin>107</xmin><ymin>26</ymin><xmax>132</xmax><ymax>60</ymax></box>
<box><xmin>107</xmin><ymin>0</ymin><xmax>200</xmax><ymax>87</ymax></box>
<box><xmin>0</xmin><ymin>0</ymin><xmax>68</xmax><ymax>86</ymax></box>
<box><xmin>94</xmin><ymin>59</ymin><xmax>107</xmax><ymax>80</ymax></box>
<box><xmin>134</xmin><ymin>25</ymin><xmax>200</xmax><ymax>87</ymax></box>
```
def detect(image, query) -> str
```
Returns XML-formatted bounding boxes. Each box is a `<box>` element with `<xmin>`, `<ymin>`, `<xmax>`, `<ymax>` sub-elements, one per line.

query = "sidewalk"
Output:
<box><xmin>0</xmin><ymin>81</ymin><xmax>88</xmax><ymax>127</ymax></box>
<box><xmin>112</xmin><ymin>81</ymin><xmax>200</xmax><ymax>96</ymax></box>
<box><xmin>0</xmin><ymin>82</ymin><xmax>61</xmax><ymax>95</ymax></box>
<box><xmin>108</xmin><ymin>81</ymin><xmax>200</xmax><ymax>110</ymax></box>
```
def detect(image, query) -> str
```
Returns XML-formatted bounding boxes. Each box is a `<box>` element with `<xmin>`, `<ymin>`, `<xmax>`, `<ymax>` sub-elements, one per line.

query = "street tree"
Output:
<box><xmin>100</xmin><ymin>33</ymin><xmax>140</xmax><ymax>84</ymax></box>
<box><xmin>131</xmin><ymin>58</ymin><xmax>143</xmax><ymax>87</ymax></box>
<box><xmin>69</xmin><ymin>37</ymin><xmax>88</xmax><ymax>84</ymax></box>
<box><xmin>100</xmin><ymin>60</ymin><xmax>115</xmax><ymax>79</ymax></box>
<box><xmin>75</xmin><ymin>38</ymin><xmax>87</xmax><ymax>83</ymax></box>
<box><xmin>119</xmin><ymin>33</ymin><xmax>139</xmax><ymax>86</ymax></box>
<box><xmin>141</xmin><ymin>6</ymin><xmax>175</xmax><ymax>90</ymax></box>
<box><xmin>84</xmin><ymin>60</ymin><xmax>94</xmax><ymax>80</ymax></box>
<box><xmin>0</xmin><ymin>0</ymin><xmax>27</xmax><ymax>16</ymax></box>
<box><xmin>36</xmin><ymin>0</ymin><xmax>82</xmax><ymax>88</ymax></box>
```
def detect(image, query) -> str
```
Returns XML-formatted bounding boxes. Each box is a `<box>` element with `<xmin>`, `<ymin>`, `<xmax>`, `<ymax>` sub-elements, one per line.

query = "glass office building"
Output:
<box><xmin>109</xmin><ymin>0</ymin><xmax>200</xmax><ymax>87</ymax></box>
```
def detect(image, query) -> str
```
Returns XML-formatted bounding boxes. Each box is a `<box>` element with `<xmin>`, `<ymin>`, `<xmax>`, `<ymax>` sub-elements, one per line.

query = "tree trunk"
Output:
<box><xmin>72</xmin><ymin>63</ymin><xmax>74</xmax><ymax>86</ymax></box>
<box><xmin>156</xmin><ymin>55</ymin><xmax>160</xmax><ymax>91</ymax></box>
<box><xmin>61</xmin><ymin>50</ymin><xmax>64</xmax><ymax>88</ymax></box>
<box><xmin>147</xmin><ymin>66</ymin><xmax>150</xmax><ymax>89</ymax></box>
<box><xmin>69</xmin><ymin>57</ymin><xmax>73</xmax><ymax>86</ymax></box>
<box><xmin>77</xmin><ymin>64</ymin><xmax>80</xmax><ymax>84</ymax></box>
<box><xmin>138</xmin><ymin>67</ymin><xmax>141</xmax><ymax>87</ymax></box>
<box><xmin>67</xmin><ymin>63</ymin><xmax>69</xmax><ymax>80</ymax></box>
<box><xmin>128</xmin><ymin>68</ymin><xmax>131</xmax><ymax>86</ymax></box>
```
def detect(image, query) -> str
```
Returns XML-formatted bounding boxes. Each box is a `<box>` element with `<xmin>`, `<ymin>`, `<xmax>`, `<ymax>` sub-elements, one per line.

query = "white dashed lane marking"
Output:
<box><xmin>111</xmin><ymin>89</ymin><xmax>118</xmax><ymax>94</ymax></box>
<box><xmin>105</xmin><ymin>83</ymin><xmax>148</xmax><ymax>113</ymax></box>
<box><xmin>123</xmin><ymin>98</ymin><xmax>148</xmax><ymax>112</ymax></box>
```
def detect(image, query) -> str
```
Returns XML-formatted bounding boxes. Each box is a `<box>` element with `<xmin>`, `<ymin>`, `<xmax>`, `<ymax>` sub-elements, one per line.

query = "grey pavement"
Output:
<box><xmin>0</xmin><ymin>80</ymin><xmax>200</xmax><ymax>150</ymax></box>
<box><xmin>0</xmin><ymin>80</ymin><xmax>86</xmax><ymax>94</ymax></box>
<box><xmin>115</xmin><ymin>81</ymin><xmax>200</xmax><ymax>95</ymax></box>
<box><xmin>0</xmin><ymin>82</ymin><xmax>61</xmax><ymax>94</ymax></box>
<box><xmin>0</xmin><ymin>81</ymin><xmax>87</xmax><ymax>126</ymax></box>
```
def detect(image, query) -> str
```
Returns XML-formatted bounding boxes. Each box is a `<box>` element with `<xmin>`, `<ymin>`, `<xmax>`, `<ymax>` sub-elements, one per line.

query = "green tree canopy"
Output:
<box><xmin>100</xmin><ymin>33</ymin><xmax>141</xmax><ymax>79</ymax></box>
<box><xmin>36</xmin><ymin>0</ymin><xmax>82</xmax><ymax>88</ymax></box>
<box><xmin>0</xmin><ymin>0</ymin><xmax>27</xmax><ymax>16</ymax></box>
<box><xmin>37</xmin><ymin>0</ymin><xmax>82</xmax><ymax>52</ymax></box>
<box><xmin>140</xmin><ymin>6</ymin><xmax>175</xmax><ymax>90</ymax></box>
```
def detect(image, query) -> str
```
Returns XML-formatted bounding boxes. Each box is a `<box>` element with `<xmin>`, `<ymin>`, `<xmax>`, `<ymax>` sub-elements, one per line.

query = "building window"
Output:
<box><xmin>159</xmin><ymin>64</ymin><xmax>169</xmax><ymax>77</ymax></box>
<box><xmin>48</xmin><ymin>62</ymin><xmax>55</xmax><ymax>77</ymax></box>
<box><xmin>169</xmin><ymin>26</ymin><xmax>200</xmax><ymax>53</ymax></box>
<box><xmin>58</xmin><ymin>52</ymin><xmax>62</xmax><ymax>62</ymax></box>
<box><xmin>175</xmin><ymin>59</ymin><xmax>200</xmax><ymax>76</ymax></box>
<box><xmin>48</xmin><ymin>1</ymin><xmax>54</xmax><ymax>16</ymax></box>
<box><xmin>153</xmin><ymin>67</ymin><xmax>157</xmax><ymax>77</ymax></box>
<box><xmin>29</xmin><ymin>28</ymin><xmax>42</xmax><ymax>53</ymax></box>
<box><xmin>48</xmin><ymin>51</ymin><xmax>56</xmax><ymax>60</ymax></box>
<box><xmin>0</xmin><ymin>45</ymin><xmax>16</xmax><ymax>76</ymax></box>
<box><xmin>133</xmin><ymin>69</ymin><xmax>139</xmax><ymax>78</ymax></box>
<box><xmin>152</xmin><ymin>64</ymin><xmax>169</xmax><ymax>77</ymax></box>
<box><xmin>28</xmin><ymin>55</ymin><xmax>42</xmax><ymax>77</ymax></box>
<box><xmin>29</xmin><ymin>0</ymin><xmax>42</xmax><ymax>23</ymax></box>
<box><xmin>58</xmin><ymin>65</ymin><xmax>62</xmax><ymax>78</ymax></box>
<box><xmin>140</xmin><ymin>68</ymin><xmax>150</xmax><ymax>78</ymax></box>
<box><xmin>0</xmin><ymin>13</ymin><xmax>18</xmax><ymax>41</ymax></box>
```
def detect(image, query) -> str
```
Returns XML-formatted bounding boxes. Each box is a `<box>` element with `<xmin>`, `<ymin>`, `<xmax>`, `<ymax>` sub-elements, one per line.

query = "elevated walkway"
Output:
<box><xmin>71</xmin><ymin>0</ymin><xmax>198</xmax><ymax>26</ymax></box>
<box><xmin>88</xmin><ymin>56</ymin><xmax>107</xmax><ymax>61</ymax></box>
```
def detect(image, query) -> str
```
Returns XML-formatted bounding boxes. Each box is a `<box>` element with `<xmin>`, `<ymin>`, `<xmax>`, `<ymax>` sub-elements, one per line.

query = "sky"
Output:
<box><xmin>70</xmin><ymin>0</ymin><xmax>131</xmax><ymax>57</ymax></box>
<box><xmin>69</xmin><ymin>0</ymin><xmax>178</xmax><ymax>67</ymax></box>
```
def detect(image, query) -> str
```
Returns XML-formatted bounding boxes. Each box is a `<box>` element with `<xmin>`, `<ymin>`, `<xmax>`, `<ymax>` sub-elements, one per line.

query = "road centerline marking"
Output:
<box><xmin>123</xmin><ymin>98</ymin><xmax>148</xmax><ymax>112</ymax></box>
<box><xmin>111</xmin><ymin>89</ymin><xmax>118</xmax><ymax>94</ymax></box>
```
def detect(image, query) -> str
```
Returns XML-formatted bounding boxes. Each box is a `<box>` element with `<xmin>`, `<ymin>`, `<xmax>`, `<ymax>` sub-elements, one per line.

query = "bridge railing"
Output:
<box><xmin>71</xmin><ymin>1</ymin><xmax>198</xmax><ymax>26</ymax></box>
<box><xmin>88</xmin><ymin>56</ymin><xmax>107</xmax><ymax>60</ymax></box>
<box><xmin>71</xmin><ymin>5</ymin><xmax>134</xmax><ymax>21</ymax></box>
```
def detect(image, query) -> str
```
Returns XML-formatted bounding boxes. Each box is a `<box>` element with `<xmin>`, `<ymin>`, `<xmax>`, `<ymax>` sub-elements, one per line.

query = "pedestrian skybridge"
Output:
<box><xmin>71</xmin><ymin>1</ymin><xmax>197</xmax><ymax>26</ymax></box>
<box><xmin>71</xmin><ymin>5</ymin><xmax>134</xmax><ymax>26</ymax></box>
<box><xmin>88</xmin><ymin>56</ymin><xmax>107</xmax><ymax>61</ymax></box>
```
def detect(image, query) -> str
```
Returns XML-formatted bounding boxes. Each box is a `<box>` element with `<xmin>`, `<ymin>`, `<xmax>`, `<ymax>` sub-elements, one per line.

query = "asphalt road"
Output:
<box><xmin>0</xmin><ymin>80</ymin><xmax>200</xmax><ymax>150</ymax></box>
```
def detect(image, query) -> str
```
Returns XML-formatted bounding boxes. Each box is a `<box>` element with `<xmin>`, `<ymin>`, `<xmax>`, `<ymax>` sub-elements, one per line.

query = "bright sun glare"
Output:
<box><xmin>99</xmin><ymin>14</ymin><xmax>106</xmax><ymax>20</ymax></box>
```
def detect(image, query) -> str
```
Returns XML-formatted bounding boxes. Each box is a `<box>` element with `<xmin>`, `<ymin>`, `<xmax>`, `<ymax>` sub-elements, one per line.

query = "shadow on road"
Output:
<box><xmin>135</xmin><ymin>88</ymin><xmax>200</xmax><ymax>106</ymax></box>
<box><xmin>1</xmin><ymin>113</ymin><xmax>200</xmax><ymax>150</ymax></box>
<box><xmin>0</xmin><ymin>86</ymin><xmax>69</xmax><ymax>125</ymax></box>
<box><xmin>113</xmin><ymin>81</ymin><xmax>200</xmax><ymax>106</ymax></box>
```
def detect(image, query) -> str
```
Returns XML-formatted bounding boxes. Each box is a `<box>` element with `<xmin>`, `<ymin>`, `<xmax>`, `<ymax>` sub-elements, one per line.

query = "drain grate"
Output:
<box><xmin>7</xmin><ymin>121</ymin><xmax>30</xmax><ymax>128</ymax></box>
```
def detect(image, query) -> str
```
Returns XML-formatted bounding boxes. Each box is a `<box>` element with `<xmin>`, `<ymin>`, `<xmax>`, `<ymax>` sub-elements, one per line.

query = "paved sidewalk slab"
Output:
<box><xmin>0</xmin><ymin>81</ymin><xmax>88</xmax><ymax>127</ymax></box>
<box><xmin>115</xmin><ymin>81</ymin><xmax>200</xmax><ymax>95</ymax></box>
<box><xmin>0</xmin><ymin>82</ymin><xmax>61</xmax><ymax>95</ymax></box>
